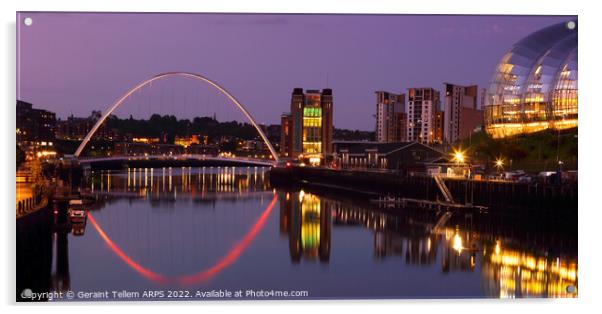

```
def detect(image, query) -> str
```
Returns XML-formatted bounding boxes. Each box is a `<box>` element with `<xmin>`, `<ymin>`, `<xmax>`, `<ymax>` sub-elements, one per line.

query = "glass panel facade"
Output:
<box><xmin>484</xmin><ymin>21</ymin><xmax>578</xmax><ymax>138</ymax></box>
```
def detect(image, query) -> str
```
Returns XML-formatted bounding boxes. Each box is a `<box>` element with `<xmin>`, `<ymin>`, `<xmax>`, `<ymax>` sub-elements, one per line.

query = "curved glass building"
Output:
<box><xmin>484</xmin><ymin>21</ymin><xmax>578</xmax><ymax>138</ymax></box>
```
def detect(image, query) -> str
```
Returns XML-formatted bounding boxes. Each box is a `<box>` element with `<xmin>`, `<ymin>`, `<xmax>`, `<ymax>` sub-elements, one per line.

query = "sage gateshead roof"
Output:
<box><xmin>484</xmin><ymin>20</ymin><xmax>577</xmax><ymax>138</ymax></box>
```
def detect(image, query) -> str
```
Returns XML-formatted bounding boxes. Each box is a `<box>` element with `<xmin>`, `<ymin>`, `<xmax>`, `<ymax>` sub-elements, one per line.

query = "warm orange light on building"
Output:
<box><xmin>484</xmin><ymin>21</ymin><xmax>577</xmax><ymax>139</ymax></box>
<box><xmin>174</xmin><ymin>135</ymin><xmax>200</xmax><ymax>148</ymax></box>
<box><xmin>132</xmin><ymin>137</ymin><xmax>160</xmax><ymax>144</ymax></box>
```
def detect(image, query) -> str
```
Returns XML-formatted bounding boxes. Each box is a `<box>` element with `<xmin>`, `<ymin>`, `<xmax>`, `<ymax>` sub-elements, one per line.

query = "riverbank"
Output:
<box><xmin>16</xmin><ymin>182</ymin><xmax>50</xmax><ymax>219</ymax></box>
<box><xmin>270</xmin><ymin>166</ymin><xmax>577</xmax><ymax>212</ymax></box>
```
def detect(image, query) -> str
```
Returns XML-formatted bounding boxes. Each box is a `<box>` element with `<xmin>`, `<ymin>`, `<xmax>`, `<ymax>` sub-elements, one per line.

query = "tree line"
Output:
<box><xmin>105</xmin><ymin>114</ymin><xmax>261</xmax><ymax>143</ymax></box>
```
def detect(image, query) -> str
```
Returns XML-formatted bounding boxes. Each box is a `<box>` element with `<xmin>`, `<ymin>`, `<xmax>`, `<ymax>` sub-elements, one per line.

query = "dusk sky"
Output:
<box><xmin>17</xmin><ymin>13</ymin><xmax>574</xmax><ymax>131</ymax></box>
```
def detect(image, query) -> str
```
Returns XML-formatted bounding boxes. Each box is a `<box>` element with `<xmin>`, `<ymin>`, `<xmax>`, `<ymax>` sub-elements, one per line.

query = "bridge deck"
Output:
<box><xmin>75</xmin><ymin>154</ymin><xmax>275</xmax><ymax>167</ymax></box>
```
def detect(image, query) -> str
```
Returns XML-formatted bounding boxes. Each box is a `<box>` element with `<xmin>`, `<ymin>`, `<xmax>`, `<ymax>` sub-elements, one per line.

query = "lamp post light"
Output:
<box><xmin>494</xmin><ymin>158</ymin><xmax>504</xmax><ymax>179</ymax></box>
<box><xmin>452</xmin><ymin>148</ymin><xmax>469</xmax><ymax>179</ymax></box>
<box><xmin>453</xmin><ymin>149</ymin><xmax>466</xmax><ymax>165</ymax></box>
<box><xmin>454</xmin><ymin>151</ymin><xmax>465</xmax><ymax>164</ymax></box>
<box><xmin>452</xmin><ymin>148</ymin><xmax>472</xmax><ymax>204</ymax></box>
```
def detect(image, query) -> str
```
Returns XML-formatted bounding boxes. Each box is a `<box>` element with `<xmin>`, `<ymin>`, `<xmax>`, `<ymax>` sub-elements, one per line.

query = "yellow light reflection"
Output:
<box><xmin>486</xmin><ymin>241</ymin><xmax>577</xmax><ymax>298</ymax></box>
<box><xmin>452</xmin><ymin>233</ymin><xmax>463</xmax><ymax>254</ymax></box>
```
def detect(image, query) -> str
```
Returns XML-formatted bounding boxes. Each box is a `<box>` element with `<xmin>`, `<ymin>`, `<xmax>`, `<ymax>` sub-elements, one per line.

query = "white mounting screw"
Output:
<box><xmin>566</xmin><ymin>21</ymin><xmax>576</xmax><ymax>30</ymax></box>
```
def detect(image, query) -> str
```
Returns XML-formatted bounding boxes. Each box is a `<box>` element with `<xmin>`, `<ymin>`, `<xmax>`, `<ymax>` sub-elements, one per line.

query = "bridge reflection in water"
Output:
<box><xmin>17</xmin><ymin>166</ymin><xmax>577</xmax><ymax>300</ymax></box>
<box><xmin>83</xmin><ymin>166</ymin><xmax>276</xmax><ymax>285</ymax></box>
<box><xmin>89</xmin><ymin>166</ymin><xmax>270</xmax><ymax>197</ymax></box>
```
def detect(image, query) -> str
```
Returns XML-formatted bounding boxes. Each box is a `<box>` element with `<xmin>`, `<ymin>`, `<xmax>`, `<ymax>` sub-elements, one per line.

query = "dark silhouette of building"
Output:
<box><xmin>394</xmin><ymin>112</ymin><xmax>409</xmax><ymax>143</ymax></box>
<box><xmin>56</xmin><ymin>111</ymin><xmax>117</xmax><ymax>141</ymax></box>
<box><xmin>434</xmin><ymin>110</ymin><xmax>445</xmax><ymax>144</ymax></box>
<box><xmin>264</xmin><ymin>124</ymin><xmax>281</xmax><ymax>148</ymax></box>
<box><xmin>333</xmin><ymin>141</ymin><xmax>444</xmax><ymax>172</ymax></box>
<box><xmin>114</xmin><ymin>142</ymin><xmax>184</xmax><ymax>156</ymax></box>
<box><xmin>280</xmin><ymin>114</ymin><xmax>293</xmax><ymax>158</ymax></box>
<box><xmin>16</xmin><ymin>100</ymin><xmax>57</xmax><ymax>159</ymax></box>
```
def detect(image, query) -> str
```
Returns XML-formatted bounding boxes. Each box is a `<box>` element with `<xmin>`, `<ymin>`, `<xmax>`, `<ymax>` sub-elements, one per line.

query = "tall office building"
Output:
<box><xmin>407</xmin><ymin>87</ymin><xmax>441</xmax><ymax>145</ymax></box>
<box><xmin>280</xmin><ymin>88</ymin><xmax>333</xmax><ymax>165</ymax></box>
<box><xmin>443</xmin><ymin>83</ymin><xmax>483</xmax><ymax>143</ymax></box>
<box><xmin>375</xmin><ymin>91</ymin><xmax>406</xmax><ymax>142</ymax></box>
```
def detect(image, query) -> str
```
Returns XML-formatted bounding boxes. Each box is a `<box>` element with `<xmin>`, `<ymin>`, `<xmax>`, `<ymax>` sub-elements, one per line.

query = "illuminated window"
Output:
<box><xmin>303</xmin><ymin>117</ymin><xmax>322</xmax><ymax>127</ymax></box>
<box><xmin>484</xmin><ymin>22</ymin><xmax>577</xmax><ymax>138</ymax></box>
<box><xmin>302</xmin><ymin>142</ymin><xmax>321</xmax><ymax>154</ymax></box>
<box><xmin>303</xmin><ymin>107</ymin><xmax>322</xmax><ymax>117</ymax></box>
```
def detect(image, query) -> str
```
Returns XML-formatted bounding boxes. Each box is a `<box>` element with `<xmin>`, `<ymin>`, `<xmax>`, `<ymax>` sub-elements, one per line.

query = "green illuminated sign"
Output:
<box><xmin>303</xmin><ymin>107</ymin><xmax>322</xmax><ymax>117</ymax></box>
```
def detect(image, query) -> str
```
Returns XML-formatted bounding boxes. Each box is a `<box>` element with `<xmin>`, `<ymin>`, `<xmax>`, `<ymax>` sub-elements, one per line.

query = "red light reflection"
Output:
<box><xmin>87</xmin><ymin>194</ymin><xmax>278</xmax><ymax>286</ymax></box>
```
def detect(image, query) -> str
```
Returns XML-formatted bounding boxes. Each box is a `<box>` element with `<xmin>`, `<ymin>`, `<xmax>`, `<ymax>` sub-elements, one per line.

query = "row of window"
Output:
<box><xmin>303</xmin><ymin>117</ymin><xmax>322</xmax><ymax>127</ymax></box>
<box><xmin>303</xmin><ymin>107</ymin><xmax>322</xmax><ymax>117</ymax></box>
<box><xmin>302</xmin><ymin>142</ymin><xmax>322</xmax><ymax>154</ymax></box>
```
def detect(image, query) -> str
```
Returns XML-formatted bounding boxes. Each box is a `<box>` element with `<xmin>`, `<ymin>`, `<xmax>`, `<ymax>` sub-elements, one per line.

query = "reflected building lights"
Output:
<box><xmin>484</xmin><ymin>243</ymin><xmax>577</xmax><ymax>298</ymax></box>
<box><xmin>168</xmin><ymin>167</ymin><xmax>172</xmax><ymax>192</ymax></box>
<box><xmin>89</xmin><ymin>166</ymin><xmax>270</xmax><ymax>201</ymax></box>
<box><xmin>308</xmin><ymin>195</ymin><xmax>576</xmax><ymax>298</ymax></box>
<box><xmin>83</xmin><ymin>167</ymin><xmax>576</xmax><ymax>299</ymax></box>
<box><xmin>452</xmin><ymin>233</ymin><xmax>463</xmax><ymax>254</ymax></box>
<box><xmin>281</xmin><ymin>190</ymin><xmax>331</xmax><ymax>263</ymax></box>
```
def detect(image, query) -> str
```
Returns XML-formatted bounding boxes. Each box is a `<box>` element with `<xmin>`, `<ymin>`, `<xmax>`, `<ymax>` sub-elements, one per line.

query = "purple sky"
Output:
<box><xmin>16</xmin><ymin>13</ymin><xmax>574</xmax><ymax>131</ymax></box>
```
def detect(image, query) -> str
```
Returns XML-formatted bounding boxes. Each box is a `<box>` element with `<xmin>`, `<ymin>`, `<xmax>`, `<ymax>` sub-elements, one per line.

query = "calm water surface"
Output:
<box><xmin>27</xmin><ymin>167</ymin><xmax>577</xmax><ymax>300</ymax></box>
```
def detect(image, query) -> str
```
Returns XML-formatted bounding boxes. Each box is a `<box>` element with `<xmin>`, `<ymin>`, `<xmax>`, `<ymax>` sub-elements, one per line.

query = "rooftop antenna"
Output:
<box><xmin>326</xmin><ymin>72</ymin><xmax>329</xmax><ymax>88</ymax></box>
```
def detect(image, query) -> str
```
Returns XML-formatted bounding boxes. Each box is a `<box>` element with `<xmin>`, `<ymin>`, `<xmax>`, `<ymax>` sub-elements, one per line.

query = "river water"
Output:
<box><xmin>18</xmin><ymin>166</ymin><xmax>578</xmax><ymax>301</ymax></box>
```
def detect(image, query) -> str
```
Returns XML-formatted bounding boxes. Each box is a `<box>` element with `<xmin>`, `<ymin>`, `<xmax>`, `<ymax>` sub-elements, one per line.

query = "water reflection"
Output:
<box><xmin>278</xmin><ymin>189</ymin><xmax>577</xmax><ymax>298</ymax></box>
<box><xmin>17</xmin><ymin>203</ymin><xmax>72</xmax><ymax>302</ymax></box>
<box><xmin>52</xmin><ymin>232</ymin><xmax>71</xmax><ymax>293</ymax></box>
<box><xmin>83</xmin><ymin>167</ymin><xmax>274</xmax><ymax>285</ymax></box>
<box><xmin>17</xmin><ymin>167</ymin><xmax>577</xmax><ymax>300</ymax></box>
<box><xmin>90</xmin><ymin>166</ymin><xmax>270</xmax><ymax>198</ymax></box>
<box><xmin>280</xmin><ymin>191</ymin><xmax>331</xmax><ymax>263</ymax></box>
<box><xmin>483</xmin><ymin>242</ymin><xmax>578</xmax><ymax>298</ymax></box>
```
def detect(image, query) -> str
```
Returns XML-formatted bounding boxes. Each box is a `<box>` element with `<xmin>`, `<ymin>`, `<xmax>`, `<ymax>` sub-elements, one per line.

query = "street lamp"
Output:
<box><xmin>451</xmin><ymin>148</ymin><xmax>467</xmax><ymax>179</ymax></box>
<box><xmin>452</xmin><ymin>149</ymin><xmax>466</xmax><ymax>164</ymax></box>
<box><xmin>494</xmin><ymin>157</ymin><xmax>504</xmax><ymax>179</ymax></box>
<box><xmin>495</xmin><ymin>158</ymin><xmax>504</xmax><ymax>168</ymax></box>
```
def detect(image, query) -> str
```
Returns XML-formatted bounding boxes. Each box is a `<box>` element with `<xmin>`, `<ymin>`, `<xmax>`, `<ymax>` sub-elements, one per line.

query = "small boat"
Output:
<box><xmin>68</xmin><ymin>199</ymin><xmax>87</xmax><ymax>223</ymax></box>
<box><xmin>71</xmin><ymin>223</ymin><xmax>86</xmax><ymax>236</ymax></box>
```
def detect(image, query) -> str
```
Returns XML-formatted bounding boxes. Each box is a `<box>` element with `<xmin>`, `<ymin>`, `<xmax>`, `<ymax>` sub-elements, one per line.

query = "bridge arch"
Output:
<box><xmin>74</xmin><ymin>72</ymin><xmax>279</xmax><ymax>162</ymax></box>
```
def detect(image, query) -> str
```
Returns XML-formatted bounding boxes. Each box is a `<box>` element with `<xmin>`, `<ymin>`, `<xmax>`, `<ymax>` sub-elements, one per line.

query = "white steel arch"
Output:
<box><xmin>74</xmin><ymin>72</ymin><xmax>279</xmax><ymax>162</ymax></box>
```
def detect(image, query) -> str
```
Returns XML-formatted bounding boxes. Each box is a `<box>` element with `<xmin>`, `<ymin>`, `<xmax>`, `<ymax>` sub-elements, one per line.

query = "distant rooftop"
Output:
<box><xmin>334</xmin><ymin>141</ymin><xmax>417</xmax><ymax>155</ymax></box>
